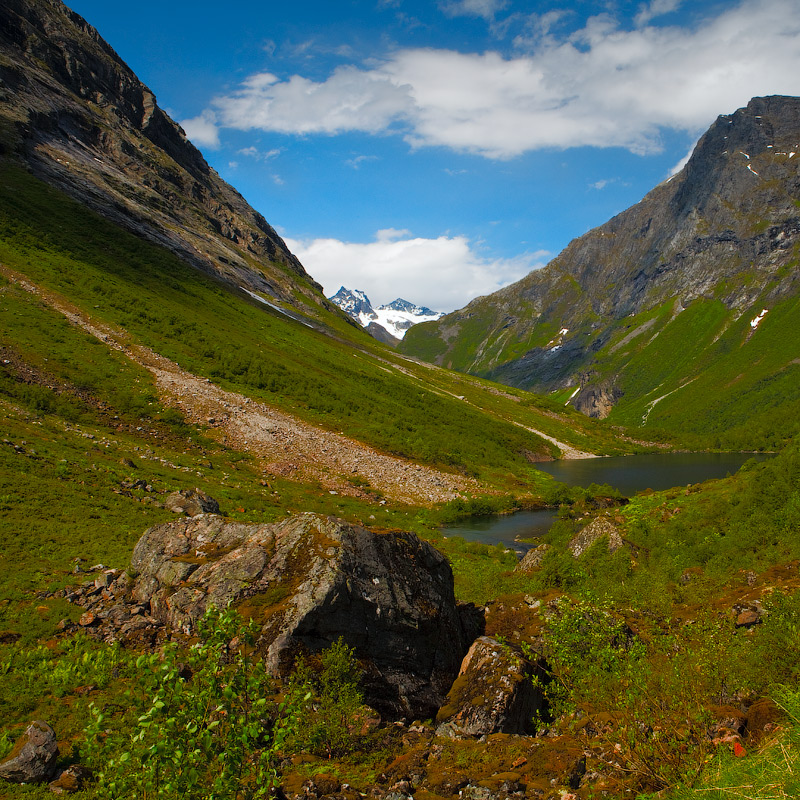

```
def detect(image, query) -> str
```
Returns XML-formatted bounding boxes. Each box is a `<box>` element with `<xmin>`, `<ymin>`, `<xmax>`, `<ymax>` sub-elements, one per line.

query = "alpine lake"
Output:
<box><xmin>441</xmin><ymin>452</ymin><xmax>776</xmax><ymax>554</ymax></box>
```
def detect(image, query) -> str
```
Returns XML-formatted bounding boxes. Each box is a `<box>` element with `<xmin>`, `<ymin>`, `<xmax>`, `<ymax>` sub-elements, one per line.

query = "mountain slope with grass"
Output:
<box><xmin>0</xmin><ymin>0</ymin><xmax>335</xmax><ymax>316</ymax></box>
<box><xmin>401</xmin><ymin>96</ymin><xmax>800</xmax><ymax>450</ymax></box>
<box><xmin>5</xmin><ymin>2</ymin><xmax>800</xmax><ymax>799</ymax></box>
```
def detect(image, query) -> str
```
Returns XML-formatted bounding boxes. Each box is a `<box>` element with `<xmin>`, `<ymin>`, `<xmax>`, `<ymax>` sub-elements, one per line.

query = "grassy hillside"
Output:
<box><xmin>586</xmin><ymin>293</ymin><xmax>800</xmax><ymax>450</ymax></box>
<box><xmin>0</xmin><ymin>163</ymin><xmax>642</xmax><ymax>480</ymax></box>
<box><xmin>5</xmin><ymin>140</ymin><xmax>800</xmax><ymax>800</ymax></box>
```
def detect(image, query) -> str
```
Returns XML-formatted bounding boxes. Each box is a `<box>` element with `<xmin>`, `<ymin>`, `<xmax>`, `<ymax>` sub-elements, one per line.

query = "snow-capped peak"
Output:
<box><xmin>329</xmin><ymin>286</ymin><xmax>376</xmax><ymax>319</ymax></box>
<box><xmin>329</xmin><ymin>287</ymin><xmax>444</xmax><ymax>339</ymax></box>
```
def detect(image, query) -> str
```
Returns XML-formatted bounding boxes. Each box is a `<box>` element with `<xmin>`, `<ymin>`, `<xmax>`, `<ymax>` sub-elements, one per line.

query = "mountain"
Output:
<box><xmin>0</xmin><ymin>0</ymin><xmax>634</xmax><ymax>502</ymax></box>
<box><xmin>0</xmin><ymin>0</ymin><xmax>337</xmax><ymax>318</ymax></box>
<box><xmin>330</xmin><ymin>286</ymin><xmax>444</xmax><ymax>341</ymax></box>
<box><xmin>402</xmin><ymin>96</ymin><xmax>800</xmax><ymax>449</ymax></box>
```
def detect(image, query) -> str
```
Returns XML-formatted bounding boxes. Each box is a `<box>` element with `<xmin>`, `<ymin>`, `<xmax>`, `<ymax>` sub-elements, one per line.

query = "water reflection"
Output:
<box><xmin>442</xmin><ymin>452</ymin><xmax>773</xmax><ymax>552</ymax></box>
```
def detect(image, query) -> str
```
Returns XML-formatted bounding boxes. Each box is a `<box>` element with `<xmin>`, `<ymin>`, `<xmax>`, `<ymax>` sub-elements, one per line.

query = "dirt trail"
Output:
<box><xmin>2</xmin><ymin>266</ymin><xmax>481</xmax><ymax>504</ymax></box>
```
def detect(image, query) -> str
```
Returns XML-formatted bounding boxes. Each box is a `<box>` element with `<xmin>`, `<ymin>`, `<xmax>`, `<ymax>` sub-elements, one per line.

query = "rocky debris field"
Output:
<box><xmin>1</xmin><ymin>264</ymin><xmax>481</xmax><ymax>505</ymax></box>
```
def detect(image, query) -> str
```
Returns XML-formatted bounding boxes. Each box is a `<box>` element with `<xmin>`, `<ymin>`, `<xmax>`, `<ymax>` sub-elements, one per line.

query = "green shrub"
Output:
<box><xmin>83</xmin><ymin>606</ymin><xmax>306</xmax><ymax>799</ymax></box>
<box><xmin>286</xmin><ymin>637</ymin><xmax>371</xmax><ymax>758</ymax></box>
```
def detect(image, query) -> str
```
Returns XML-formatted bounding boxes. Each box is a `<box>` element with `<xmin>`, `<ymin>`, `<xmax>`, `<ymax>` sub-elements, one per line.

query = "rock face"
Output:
<box><xmin>0</xmin><ymin>721</ymin><xmax>59</xmax><ymax>784</ymax></box>
<box><xmin>0</xmin><ymin>0</ymin><xmax>325</xmax><ymax>312</ymax></box>
<box><xmin>436</xmin><ymin>637</ymin><xmax>546</xmax><ymax>737</ymax></box>
<box><xmin>164</xmin><ymin>488</ymin><xmax>220</xmax><ymax>517</ymax></box>
<box><xmin>568</xmin><ymin>517</ymin><xmax>624</xmax><ymax>558</ymax></box>
<box><xmin>130</xmin><ymin>512</ymin><xmax>474</xmax><ymax>719</ymax></box>
<box><xmin>515</xmin><ymin>544</ymin><xmax>550</xmax><ymax>573</ymax></box>
<box><xmin>401</xmin><ymin>96</ymin><xmax>800</xmax><ymax>426</ymax></box>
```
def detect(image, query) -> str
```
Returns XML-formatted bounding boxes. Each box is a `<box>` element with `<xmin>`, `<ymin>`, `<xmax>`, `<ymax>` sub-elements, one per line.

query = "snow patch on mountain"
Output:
<box><xmin>329</xmin><ymin>287</ymin><xmax>444</xmax><ymax>339</ymax></box>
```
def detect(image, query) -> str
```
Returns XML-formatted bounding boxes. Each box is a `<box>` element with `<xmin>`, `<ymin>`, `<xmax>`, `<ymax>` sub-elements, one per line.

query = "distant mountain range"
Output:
<box><xmin>329</xmin><ymin>287</ymin><xmax>444</xmax><ymax>342</ymax></box>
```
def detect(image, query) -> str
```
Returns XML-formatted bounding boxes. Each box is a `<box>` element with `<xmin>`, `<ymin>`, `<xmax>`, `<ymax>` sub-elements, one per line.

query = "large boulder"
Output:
<box><xmin>0</xmin><ymin>721</ymin><xmax>59</xmax><ymax>784</ymax></box>
<box><xmin>435</xmin><ymin>637</ymin><xmax>547</xmax><ymax>737</ymax></box>
<box><xmin>568</xmin><ymin>516</ymin><xmax>624</xmax><ymax>558</ymax></box>
<box><xmin>130</xmin><ymin>512</ymin><xmax>474</xmax><ymax>719</ymax></box>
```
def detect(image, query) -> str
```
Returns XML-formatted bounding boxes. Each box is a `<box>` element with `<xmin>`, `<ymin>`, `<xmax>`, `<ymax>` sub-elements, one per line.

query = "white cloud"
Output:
<box><xmin>200</xmin><ymin>0</ymin><xmax>800</xmax><ymax>159</ymax></box>
<box><xmin>214</xmin><ymin>68</ymin><xmax>413</xmax><ymax>135</ymax></box>
<box><xmin>441</xmin><ymin>0</ymin><xmax>509</xmax><ymax>22</ymax></box>
<box><xmin>238</xmin><ymin>146</ymin><xmax>281</xmax><ymax>160</ymax></box>
<box><xmin>180</xmin><ymin>110</ymin><xmax>220</xmax><ymax>148</ymax></box>
<box><xmin>284</xmin><ymin>231</ymin><xmax>547</xmax><ymax>311</ymax></box>
<box><xmin>345</xmin><ymin>154</ymin><xmax>379</xmax><ymax>169</ymax></box>
<box><xmin>634</xmin><ymin>0</ymin><xmax>682</xmax><ymax>28</ymax></box>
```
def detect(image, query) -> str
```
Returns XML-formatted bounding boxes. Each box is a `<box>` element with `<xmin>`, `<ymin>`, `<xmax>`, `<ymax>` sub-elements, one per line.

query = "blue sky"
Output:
<box><xmin>67</xmin><ymin>0</ymin><xmax>800</xmax><ymax>311</ymax></box>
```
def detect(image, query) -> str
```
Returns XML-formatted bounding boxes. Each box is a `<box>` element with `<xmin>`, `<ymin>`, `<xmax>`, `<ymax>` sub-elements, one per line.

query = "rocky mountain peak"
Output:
<box><xmin>0</xmin><ymin>0</ymin><xmax>324</xmax><ymax>310</ymax></box>
<box><xmin>379</xmin><ymin>298</ymin><xmax>440</xmax><ymax>317</ymax></box>
<box><xmin>401</xmin><ymin>95</ymin><xmax>800</xmax><ymax>428</ymax></box>
<box><xmin>329</xmin><ymin>287</ymin><xmax>377</xmax><ymax>319</ymax></box>
<box><xmin>329</xmin><ymin>287</ymin><xmax>444</xmax><ymax>342</ymax></box>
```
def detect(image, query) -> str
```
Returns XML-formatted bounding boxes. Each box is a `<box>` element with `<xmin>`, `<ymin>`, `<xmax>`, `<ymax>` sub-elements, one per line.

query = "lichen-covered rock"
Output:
<box><xmin>48</xmin><ymin>764</ymin><xmax>92</xmax><ymax>794</ymax></box>
<box><xmin>164</xmin><ymin>488</ymin><xmax>220</xmax><ymax>517</ymax></box>
<box><xmin>0</xmin><ymin>721</ymin><xmax>58</xmax><ymax>784</ymax></box>
<box><xmin>435</xmin><ymin>637</ymin><xmax>546</xmax><ymax>737</ymax></box>
<box><xmin>568</xmin><ymin>517</ymin><xmax>623</xmax><ymax>558</ymax></box>
<box><xmin>515</xmin><ymin>544</ymin><xmax>550</xmax><ymax>573</ymax></box>
<box><xmin>130</xmin><ymin>512</ymin><xmax>474</xmax><ymax>719</ymax></box>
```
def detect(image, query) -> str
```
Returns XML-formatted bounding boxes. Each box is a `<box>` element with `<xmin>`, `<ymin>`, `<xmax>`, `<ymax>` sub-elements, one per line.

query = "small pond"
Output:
<box><xmin>442</xmin><ymin>451</ymin><xmax>774</xmax><ymax>553</ymax></box>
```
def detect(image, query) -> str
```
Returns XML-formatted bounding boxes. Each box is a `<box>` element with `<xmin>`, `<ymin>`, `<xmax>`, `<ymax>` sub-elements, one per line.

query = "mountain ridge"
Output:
<box><xmin>330</xmin><ymin>286</ymin><xmax>444</xmax><ymax>341</ymax></box>
<box><xmin>401</xmin><ymin>95</ymin><xmax>800</xmax><ymax>447</ymax></box>
<box><xmin>0</xmin><ymin>0</ymin><xmax>332</xmax><ymax>315</ymax></box>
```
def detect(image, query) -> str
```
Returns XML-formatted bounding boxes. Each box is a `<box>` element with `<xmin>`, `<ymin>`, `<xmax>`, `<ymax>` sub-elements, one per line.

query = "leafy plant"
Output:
<box><xmin>286</xmin><ymin>637</ymin><xmax>371</xmax><ymax>758</ymax></box>
<box><xmin>84</xmin><ymin>605</ymin><xmax>306</xmax><ymax>799</ymax></box>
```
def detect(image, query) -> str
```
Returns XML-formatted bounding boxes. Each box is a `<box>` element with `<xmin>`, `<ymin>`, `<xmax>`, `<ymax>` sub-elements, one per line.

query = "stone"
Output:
<box><xmin>435</xmin><ymin>636</ymin><xmax>546</xmax><ymax>737</ymax></box>
<box><xmin>130</xmin><ymin>512</ymin><xmax>475</xmax><ymax>719</ymax></box>
<box><xmin>515</xmin><ymin>544</ymin><xmax>550</xmax><ymax>572</ymax></box>
<box><xmin>568</xmin><ymin>517</ymin><xmax>624</xmax><ymax>558</ymax></box>
<box><xmin>735</xmin><ymin>609</ymin><xmax>761</xmax><ymax>627</ymax></box>
<box><xmin>48</xmin><ymin>764</ymin><xmax>92</xmax><ymax>794</ymax></box>
<box><xmin>0</xmin><ymin>721</ymin><xmax>59</xmax><ymax>784</ymax></box>
<box><xmin>164</xmin><ymin>488</ymin><xmax>220</xmax><ymax>517</ymax></box>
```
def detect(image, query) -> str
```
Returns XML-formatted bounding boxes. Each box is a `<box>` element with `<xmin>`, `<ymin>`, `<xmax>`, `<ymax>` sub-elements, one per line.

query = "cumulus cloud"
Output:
<box><xmin>213</xmin><ymin>68</ymin><xmax>413</xmax><ymax>135</ymax></box>
<box><xmin>180</xmin><ymin>110</ymin><xmax>220</xmax><ymax>148</ymax></box>
<box><xmin>284</xmin><ymin>231</ymin><xmax>547</xmax><ymax>311</ymax></box>
<box><xmin>201</xmin><ymin>0</ymin><xmax>800</xmax><ymax>159</ymax></box>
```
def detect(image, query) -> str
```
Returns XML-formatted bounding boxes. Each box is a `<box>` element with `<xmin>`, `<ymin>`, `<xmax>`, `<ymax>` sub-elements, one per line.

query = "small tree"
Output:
<box><xmin>286</xmin><ymin>637</ymin><xmax>370</xmax><ymax>758</ymax></box>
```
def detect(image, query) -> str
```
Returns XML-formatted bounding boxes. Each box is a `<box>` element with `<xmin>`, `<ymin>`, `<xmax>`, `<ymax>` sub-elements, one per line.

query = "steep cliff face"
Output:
<box><xmin>0</xmin><ymin>0</ymin><xmax>325</xmax><ymax>310</ymax></box>
<box><xmin>402</xmin><ymin>97</ymin><xmax>800</xmax><ymax>439</ymax></box>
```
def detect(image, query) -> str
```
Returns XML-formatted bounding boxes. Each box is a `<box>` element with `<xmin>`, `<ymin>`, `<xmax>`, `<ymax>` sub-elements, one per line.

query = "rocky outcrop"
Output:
<box><xmin>435</xmin><ymin>637</ymin><xmax>546</xmax><ymax>737</ymax></box>
<box><xmin>0</xmin><ymin>0</ymin><xmax>325</xmax><ymax>312</ymax></box>
<box><xmin>568</xmin><ymin>517</ymin><xmax>624</xmax><ymax>558</ymax></box>
<box><xmin>515</xmin><ymin>544</ymin><xmax>550</xmax><ymax>573</ymax></box>
<box><xmin>164</xmin><ymin>488</ymin><xmax>220</xmax><ymax>517</ymax></box>
<box><xmin>366</xmin><ymin>321</ymin><xmax>400</xmax><ymax>347</ymax></box>
<box><xmin>572</xmin><ymin>379</ymin><xmax>622</xmax><ymax>420</ymax></box>
<box><xmin>0</xmin><ymin>721</ymin><xmax>59</xmax><ymax>784</ymax></box>
<box><xmin>129</xmin><ymin>512</ymin><xmax>475</xmax><ymax>719</ymax></box>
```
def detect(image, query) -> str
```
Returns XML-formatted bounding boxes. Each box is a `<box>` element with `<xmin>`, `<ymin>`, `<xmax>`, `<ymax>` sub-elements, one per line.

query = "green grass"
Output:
<box><xmin>665</xmin><ymin>686</ymin><xmax>800</xmax><ymax>800</ymax></box>
<box><xmin>0</xmin><ymin>163</ymin><xmax>634</xmax><ymax>479</ymax></box>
